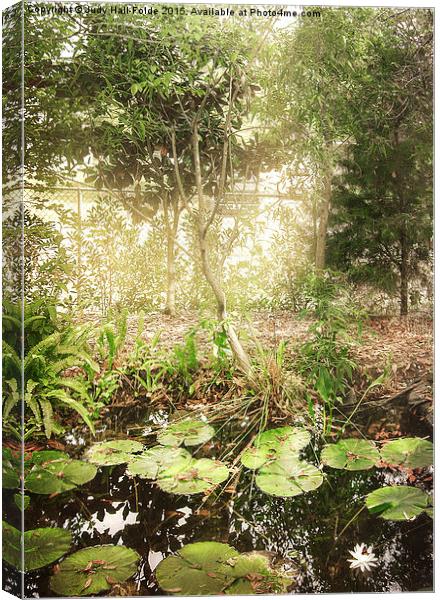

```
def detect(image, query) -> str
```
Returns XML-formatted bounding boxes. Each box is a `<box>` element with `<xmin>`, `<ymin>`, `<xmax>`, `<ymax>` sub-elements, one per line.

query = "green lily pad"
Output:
<box><xmin>256</xmin><ymin>459</ymin><xmax>323</xmax><ymax>497</ymax></box>
<box><xmin>50</xmin><ymin>545</ymin><xmax>140</xmax><ymax>596</ymax></box>
<box><xmin>321</xmin><ymin>439</ymin><xmax>380</xmax><ymax>471</ymax></box>
<box><xmin>380</xmin><ymin>438</ymin><xmax>433</xmax><ymax>469</ymax></box>
<box><xmin>254</xmin><ymin>426</ymin><xmax>311</xmax><ymax>452</ymax></box>
<box><xmin>30</xmin><ymin>450</ymin><xmax>69</xmax><ymax>464</ymax></box>
<box><xmin>156</xmin><ymin>542</ymin><xmax>289</xmax><ymax>595</ymax></box>
<box><xmin>157</xmin><ymin>457</ymin><xmax>229</xmax><ymax>495</ymax></box>
<box><xmin>25</xmin><ymin>458</ymin><xmax>97</xmax><ymax>494</ymax></box>
<box><xmin>365</xmin><ymin>485</ymin><xmax>430</xmax><ymax>520</ymax></box>
<box><xmin>240</xmin><ymin>446</ymin><xmax>277</xmax><ymax>470</ymax></box>
<box><xmin>126</xmin><ymin>446</ymin><xmax>192</xmax><ymax>479</ymax></box>
<box><xmin>3</xmin><ymin>521</ymin><xmax>71</xmax><ymax>571</ymax></box>
<box><xmin>157</xmin><ymin>419</ymin><xmax>215</xmax><ymax>447</ymax></box>
<box><xmin>84</xmin><ymin>440</ymin><xmax>144</xmax><ymax>466</ymax></box>
<box><xmin>2</xmin><ymin>448</ymin><xmax>21</xmax><ymax>489</ymax></box>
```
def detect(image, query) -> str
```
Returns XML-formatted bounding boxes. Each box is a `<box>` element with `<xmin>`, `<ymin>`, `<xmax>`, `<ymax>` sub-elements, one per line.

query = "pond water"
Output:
<box><xmin>2</xmin><ymin>405</ymin><xmax>433</xmax><ymax>597</ymax></box>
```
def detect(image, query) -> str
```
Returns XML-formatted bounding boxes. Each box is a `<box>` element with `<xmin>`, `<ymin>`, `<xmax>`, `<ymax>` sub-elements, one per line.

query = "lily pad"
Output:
<box><xmin>157</xmin><ymin>419</ymin><xmax>215</xmax><ymax>447</ymax></box>
<box><xmin>240</xmin><ymin>446</ymin><xmax>277</xmax><ymax>470</ymax></box>
<box><xmin>2</xmin><ymin>448</ymin><xmax>21</xmax><ymax>489</ymax></box>
<box><xmin>3</xmin><ymin>521</ymin><xmax>71</xmax><ymax>571</ymax></box>
<box><xmin>256</xmin><ymin>459</ymin><xmax>323</xmax><ymax>497</ymax></box>
<box><xmin>30</xmin><ymin>450</ymin><xmax>69</xmax><ymax>465</ymax></box>
<box><xmin>365</xmin><ymin>485</ymin><xmax>430</xmax><ymax>520</ymax></box>
<box><xmin>321</xmin><ymin>439</ymin><xmax>380</xmax><ymax>471</ymax></box>
<box><xmin>25</xmin><ymin>458</ymin><xmax>97</xmax><ymax>494</ymax></box>
<box><xmin>50</xmin><ymin>545</ymin><xmax>140</xmax><ymax>596</ymax></box>
<box><xmin>84</xmin><ymin>440</ymin><xmax>144</xmax><ymax>466</ymax></box>
<box><xmin>126</xmin><ymin>446</ymin><xmax>192</xmax><ymax>479</ymax></box>
<box><xmin>157</xmin><ymin>457</ymin><xmax>229</xmax><ymax>495</ymax></box>
<box><xmin>254</xmin><ymin>426</ymin><xmax>311</xmax><ymax>452</ymax></box>
<box><xmin>156</xmin><ymin>542</ymin><xmax>289</xmax><ymax>595</ymax></box>
<box><xmin>380</xmin><ymin>438</ymin><xmax>433</xmax><ymax>469</ymax></box>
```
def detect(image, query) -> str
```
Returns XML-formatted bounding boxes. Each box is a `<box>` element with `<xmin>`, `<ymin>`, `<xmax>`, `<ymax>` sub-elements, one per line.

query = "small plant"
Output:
<box><xmin>295</xmin><ymin>270</ymin><xmax>366</xmax><ymax>433</ymax></box>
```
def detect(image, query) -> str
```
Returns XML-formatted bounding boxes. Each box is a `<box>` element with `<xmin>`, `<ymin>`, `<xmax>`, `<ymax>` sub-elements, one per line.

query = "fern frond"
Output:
<box><xmin>39</xmin><ymin>397</ymin><xmax>54</xmax><ymax>438</ymax></box>
<box><xmin>2</xmin><ymin>379</ymin><xmax>20</xmax><ymax>421</ymax></box>
<box><xmin>58</xmin><ymin>377</ymin><xmax>92</xmax><ymax>403</ymax></box>
<box><xmin>46</xmin><ymin>390</ymin><xmax>95</xmax><ymax>434</ymax></box>
<box><xmin>25</xmin><ymin>387</ymin><xmax>42</xmax><ymax>425</ymax></box>
<box><xmin>2</xmin><ymin>340</ymin><xmax>22</xmax><ymax>375</ymax></box>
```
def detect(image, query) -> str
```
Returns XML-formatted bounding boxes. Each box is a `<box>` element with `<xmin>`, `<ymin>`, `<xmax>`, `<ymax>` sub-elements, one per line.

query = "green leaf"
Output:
<box><xmin>157</xmin><ymin>457</ymin><xmax>229</xmax><ymax>495</ymax></box>
<box><xmin>2</xmin><ymin>448</ymin><xmax>21</xmax><ymax>489</ymax></box>
<box><xmin>25</xmin><ymin>458</ymin><xmax>97</xmax><ymax>494</ymax></box>
<box><xmin>14</xmin><ymin>493</ymin><xmax>30</xmax><ymax>511</ymax></box>
<box><xmin>50</xmin><ymin>545</ymin><xmax>140</xmax><ymax>596</ymax></box>
<box><xmin>46</xmin><ymin>390</ymin><xmax>95</xmax><ymax>435</ymax></box>
<box><xmin>240</xmin><ymin>446</ymin><xmax>276</xmax><ymax>470</ymax></box>
<box><xmin>365</xmin><ymin>485</ymin><xmax>430</xmax><ymax>521</ymax></box>
<box><xmin>3</xmin><ymin>521</ymin><xmax>71</xmax><ymax>571</ymax></box>
<box><xmin>84</xmin><ymin>440</ymin><xmax>144</xmax><ymax>466</ymax></box>
<box><xmin>30</xmin><ymin>450</ymin><xmax>69</xmax><ymax>464</ymax></box>
<box><xmin>156</xmin><ymin>542</ymin><xmax>289</xmax><ymax>596</ymax></box>
<box><xmin>254</xmin><ymin>426</ymin><xmax>311</xmax><ymax>452</ymax></box>
<box><xmin>255</xmin><ymin>459</ymin><xmax>323</xmax><ymax>497</ymax></box>
<box><xmin>321</xmin><ymin>439</ymin><xmax>380</xmax><ymax>470</ymax></box>
<box><xmin>157</xmin><ymin>419</ymin><xmax>215</xmax><ymax>447</ymax></box>
<box><xmin>380</xmin><ymin>438</ymin><xmax>433</xmax><ymax>469</ymax></box>
<box><xmin>126</xmin><ymin>446</ymin><xmax>192</xmax><ymax>479</ymax></box>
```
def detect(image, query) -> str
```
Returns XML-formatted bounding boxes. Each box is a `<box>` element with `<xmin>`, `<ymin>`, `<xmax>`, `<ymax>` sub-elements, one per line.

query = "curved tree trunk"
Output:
<box><xmin>191</xmin><ymin>124</ymin><xmax>252</xmax><ymax>376</ymax></box>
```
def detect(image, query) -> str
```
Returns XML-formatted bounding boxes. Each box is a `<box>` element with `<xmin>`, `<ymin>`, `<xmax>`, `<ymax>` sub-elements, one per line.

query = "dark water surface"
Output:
<box><xmin>2</xmin><ymin>407</ymin><xmax>433</xmax><ymax>596</ymax></box>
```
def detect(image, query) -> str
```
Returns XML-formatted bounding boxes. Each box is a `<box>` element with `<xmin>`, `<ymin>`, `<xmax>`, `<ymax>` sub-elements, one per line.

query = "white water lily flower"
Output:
<box><xmin>347</xmin><ymin>543</ymin><xmax>378</xmax><ymax>573</ymax></box>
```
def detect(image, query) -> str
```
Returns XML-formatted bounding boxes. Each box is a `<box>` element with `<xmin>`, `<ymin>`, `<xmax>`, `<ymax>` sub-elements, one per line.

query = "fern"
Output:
<box><xmin>2</xmin><ymin>379</ymin><xmax>20</xmax><ymax>421</ymax></box>
<box><xmin>25</xmin><ymin>381</ymin><xmax>42</xmax><ymax>425</ymax></box>
<box><xmin>46</xmin><ymin>390</ymin><xmax>95</xmax><ymax>435</ymax></box>
<box><xmin>58</xmin><ymin>377</ymin><xmax>92</xmax><ymax>403</ymax></box>
<box><xmin>39</xmin><ymin>397</ymin><xmax>54</xmax><ymax>438</ymax></box>
<box><xmin>2</xmin><ymin>340</ymin><xmax>21</xmax><ymax>376</ymax></box>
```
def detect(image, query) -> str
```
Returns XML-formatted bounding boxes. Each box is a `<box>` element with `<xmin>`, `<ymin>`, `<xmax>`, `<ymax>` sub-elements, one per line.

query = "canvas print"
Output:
<box><xmin>1</xmin><ymin>1</ymin><xmax>433</xmax><ymax>597</ymax></box>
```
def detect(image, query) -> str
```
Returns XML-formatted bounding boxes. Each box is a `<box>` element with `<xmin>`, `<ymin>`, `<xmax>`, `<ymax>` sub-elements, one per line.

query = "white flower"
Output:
<box><xmin>347</xmin><ymin>543</ymin><xmax>378</xmax><ymax>573</ymax></box>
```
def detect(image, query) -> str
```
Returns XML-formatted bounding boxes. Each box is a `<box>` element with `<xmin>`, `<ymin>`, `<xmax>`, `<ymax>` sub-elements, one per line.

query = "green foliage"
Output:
<box><xmin>365</xmin><ymin>485</ymin><xmax>431</xmax><ymax>521</ymax></box>
<box><xmin>157</xmin><ymin>457</ymin><xmax>229</xmax><ymax>495</ymax></box>
<box><xmin>295</xmin><ymin>271</ymin><xmax>365</xmax><ymax>433</ymax></box>
<box><xmin>2</xmin><ymin>448</ymin><xmax>21</xmax><ymax>489</ymax></box>
<box><xmin>2</xmin><ymin>210</ymin><xmax>74</xmax><ymax>304</ymax></box>
<box><xmin>255</xmin><ymin>459</ymin><xmax>324</xmax><ymax>498</ymax></box>
<box><xmin>327</xmin><ymin>11</ymin><xmax>433</xmax><ymax>315</ymax></box>
<box><xmin>25</xmin><ymin>457</ymin><xmax>97</xmax><ymax>495</ymax></box>
<box><xmin>157</xmin><ymin>418</ymin><xmax>215</xmax><ymax>447</ymax></box>
<box><xmin>155</xmin><ymin>541</ymin><xmax>290</xmax><ymax>595</ymax></box>
<box><xmin>50</xmin><ymin>545</ymin><xmax>140</xmax><ymax>596</ymax></box>
<box><xmin>126</xmin><ymin>446</ymin><xmax>192</xmax><ymax>479</ymax></box>
<box><xmin>2</xmin><ymin>521</ymin><xmax>72</xmax><ymax>572</ymax></box>
<box><xmin>84</xmin><ymin>440</ymin><xmax>144</xmax><ymax>467</ymax></box>
<box><xmin>321</xmin><ymin>439</ymin><xmax>380</xmax><ymax>471</ymax></box>
<box><xmin>380</xmin><ymin>438</ymin><xmax>433</xmax><ymax>469</ymax></box>
<box><xmin>2</xmin><ymin>301</ymin><xmax>98</xmax><ymax>438</ymax></box>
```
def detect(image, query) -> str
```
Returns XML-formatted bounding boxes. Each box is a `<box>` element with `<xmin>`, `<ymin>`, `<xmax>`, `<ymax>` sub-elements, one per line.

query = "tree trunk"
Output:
<box><xmin>164</xmin><ymin>229</ymin><xmax>177</xmax><ymax>316</ymax></box>
<box><xmin>191</xmin><ymin>123</ymin><xmax>252</xmax><ymax>376</ymax></box>
<box><xmin>400</xmin><ymin>234</ymin><xmax>409</xmax><ymax>317</ymax></box>
<box><xmin>315</xmin><ymin>174</ymin><xmax>331</xmax><ymax>270</ymax></box>
<box><xmin>163</xmin><ymin>198</ymin><xmax>180</xmax><ymax>316</ymax></box>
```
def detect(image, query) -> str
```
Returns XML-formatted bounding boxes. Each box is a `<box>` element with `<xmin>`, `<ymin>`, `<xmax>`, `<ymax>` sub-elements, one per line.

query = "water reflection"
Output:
<box><xmin>2</xmin><ymin>408</ymin><xmax>433</xmax><ymax>597</ymax></box>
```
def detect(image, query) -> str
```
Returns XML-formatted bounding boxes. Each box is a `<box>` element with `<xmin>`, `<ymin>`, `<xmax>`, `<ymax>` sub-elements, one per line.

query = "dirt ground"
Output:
<box><xmin>119</xmin><ymin>309</ymin><xmax>432</xmax><ymax>398</ymax></box>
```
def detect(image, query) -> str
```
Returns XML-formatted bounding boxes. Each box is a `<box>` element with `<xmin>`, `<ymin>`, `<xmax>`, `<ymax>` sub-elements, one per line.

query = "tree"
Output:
<box><xmin>327</xmin><ymin>9</ymin><xmax>433</xmax><ymax>315</ymax></box>
<box><xmin>260</xmin><ymin>8</ymin><xmax>379</xmax><ymax>269</ymax></box>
